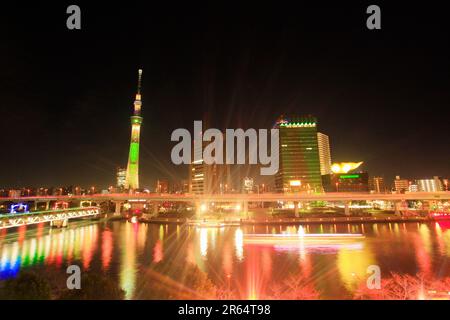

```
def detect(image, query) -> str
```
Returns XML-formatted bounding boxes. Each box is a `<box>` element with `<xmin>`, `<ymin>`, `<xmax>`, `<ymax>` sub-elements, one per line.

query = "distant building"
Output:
<box><xmin>189</xmin><ymin>123</ymin><xmax>232</xmax><ymax>195</ymax></box>
<box><xmin>155</xmin><ymin>179</ymin><xmax>169</xmax><ymax>193</ymax></box>
<box><xmin>256</xmin><ymin>183</ymin><xmax>269</xmax><ymax>193</ymax></box>
<box><xmin>323</xmin><ymin>172</ymin><xmax>369</xmax><ymax>192</ymax></box>
<box><xmin>394</xmin><ymin>176</ymin><xmax>409</xmax><ymax>193</ymax></box>
<box><xmin>317</xmin><ymin>132</ymin><xmax>332</xmax><ymax>175</ymax></box>
<box><xmin>275</xmin><ymin>115</ymin><xmax>322</xmax><ymax>193</ymax></box>
<box><xmin>172</xmin><ymin>179</ymin><xmax>190</xmax><ymax>194</ymax></box>
<box><xmin>417</xmin><ymin>176</ymin><xmax>443</xmax><ymax>192</ymax></box>
<box><xmin>8</xmin><ymin>190</ymin><xmax>21</xmax><ymax>198</ymax></box>
<box><xmin>190</xmin><ymin>161</ymin><xmax>205</xmax><ymax>194</ymax></box>
<box><xmin>408</xmin><ymin>184</ymin><xmax>419</xmax><ymax>192</ymax></box>
<box><xmin>116</xmin><ymin>167</ymin><xmax>127</xmax><ymax>189</ymax></box>
<box><xmin>369</xmin><ymin>176</ymin><xmax>386</xmax><ymax>193</ymax></box>
<box><xmin>243</xmin><ymin>177</ymin><xmax>254</xmax><ymax>193</ymax></box>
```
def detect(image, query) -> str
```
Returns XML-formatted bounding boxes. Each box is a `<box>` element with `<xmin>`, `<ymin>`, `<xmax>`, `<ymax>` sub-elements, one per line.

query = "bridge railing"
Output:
<box><xmin>241</xmin><ymin>215</ymin><xmax>430</xmax><ymax>224</ymax></box>
<box><xmin>0</xmin><ymin>206</ymin><xmax>100</xmax><ymax>219</ymax></box>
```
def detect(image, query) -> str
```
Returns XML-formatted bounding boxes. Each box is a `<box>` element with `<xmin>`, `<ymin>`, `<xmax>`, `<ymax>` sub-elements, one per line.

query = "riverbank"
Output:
<box><xmin>136</xmin><ymin>215</ymin><xmax>432</xmax><ymax>225</ymax></box>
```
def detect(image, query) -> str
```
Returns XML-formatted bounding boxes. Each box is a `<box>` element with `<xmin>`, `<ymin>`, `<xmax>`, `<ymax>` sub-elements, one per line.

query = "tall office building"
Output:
<box><xmin>190</xmin><ymin>162</ymin><xmax>231</xmax><ymax>194</ymax></box>
<box><xmin>275</xmin><ymin>115</ymin><xmax>322</xmax><ymax>193</ymax></box>
<box><xmin>394</xmin><ymin>176</ymin><xmax>409</xmax><ymax>193</ymax></box>
<box><xmin>116</xmin><ymin>167</ymin><xmax>127</xmax><ymax>188</ymax></box>
<box><xmin>125</xmin><ymin>69</ymin><xmax>143</xmax><ymax>190</ymax></box>
<box><xmin>369</xmin><ymin>176</ymin><xmax>385</xmax><ymax>193</ymax></box>
<box><xmin>189</xmin><ymin>122</ymin><xmax>232</xmax><ymax>195</ymax></box>
<box><xmin>317</xmin><ymin>132</ymin><xmax>332</xmax><ymax>175</ymax></box>
<box><xmin>189</xmin><ymin>124</ymin><xmax>205</xmax><ymax>194</ymax></box>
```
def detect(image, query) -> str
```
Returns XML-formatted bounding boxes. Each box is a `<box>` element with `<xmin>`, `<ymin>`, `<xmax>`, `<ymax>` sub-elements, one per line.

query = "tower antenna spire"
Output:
<box><xmin>137</xmin><ymin>69</ymin><xmax>143</xmax><ymax>95</ymax></box>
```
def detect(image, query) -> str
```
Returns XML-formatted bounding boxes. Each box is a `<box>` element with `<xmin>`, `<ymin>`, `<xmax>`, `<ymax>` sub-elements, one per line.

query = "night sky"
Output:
<box><xmin>1</xmin><ymin>2</ymin><xmax>449</xmax><ymax>189</ymax></box>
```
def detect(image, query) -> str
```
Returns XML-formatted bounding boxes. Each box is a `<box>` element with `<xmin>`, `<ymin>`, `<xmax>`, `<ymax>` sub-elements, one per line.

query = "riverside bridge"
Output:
<box><xmin>0</xmin><ymin>206</ymin><xmax>100</xmax><ymax>229</ymax></box>
<box><xmin>1</xmin><ymin>191</ymin><xmax>449</xmax><ymax>218</ymax></box>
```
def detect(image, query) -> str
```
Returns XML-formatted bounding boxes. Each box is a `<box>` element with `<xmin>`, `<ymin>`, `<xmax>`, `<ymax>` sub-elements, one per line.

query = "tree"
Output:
<box><xmin>354</xmin><ymin>273</ymin><xmax>450</xmax><ymax>300</ymax></box>
<box><xmin>0</xmin><ymin>271</ymin><xmax>51</xmax><ymax>300</ymax></box>
<box><xmin>59</xmin><ymin>273</ymin><xmax>125</xmax><ymax>300</ymax></box>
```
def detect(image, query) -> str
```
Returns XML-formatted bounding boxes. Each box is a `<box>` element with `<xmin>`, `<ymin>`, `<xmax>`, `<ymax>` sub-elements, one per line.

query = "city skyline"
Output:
<box><xmin>1</xmin><ymin>3</ymin><xmax>450</xmax><ymax>304</ymax></box>
<box><xmin>1</xmin><ymin>3</ymin><xmax>449</xmax><ymax>188</ymax></box>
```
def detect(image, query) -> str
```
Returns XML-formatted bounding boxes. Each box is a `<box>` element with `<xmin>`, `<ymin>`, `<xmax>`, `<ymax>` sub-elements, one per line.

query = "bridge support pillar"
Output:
<box><xmin>114</xmin><ymin>201</ymin><xmax>123</xmax><ymax>216</ymax></box>
<box><xmin>294</xmin><ymin>201</ymin><xmax>300</xmax><ymax>218</ymax></box>
<box><xmin>394</xmin><ymin>201</ymin><xmax>402</xmax><ymax>216</ymax></box>
<box><xmin>194</xmin><ymin>201</ymin><xmax>200</xmax><ymax>219</ymax></box>
<box><xmin>45</xmin><ymin>201</ymin><xmax>50</xmax><ymax>211</ymax></box>
<box><xmin>243</xmin><ymin>201</ymin><xmax>249</xmax><ymax>219</ymax></box>
<box><xmin>344</xmin><ymin>202</ymin><xmax>351</xmax><ymax>216</ymax></box>
<box><xmin>153</xmin><ymin>202</ymin><xmax>159</xmax><ymax>216</ymax></box>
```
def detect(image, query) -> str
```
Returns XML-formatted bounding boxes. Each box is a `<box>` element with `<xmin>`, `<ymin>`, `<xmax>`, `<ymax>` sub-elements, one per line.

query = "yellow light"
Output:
<box><xmin>289</xmin><ymin>180</ymin><xmax>301</xmax><ymax>187</ymax></box>
<box><xmin>235</xmin><ymin>204</ymin><xmax>241</xmax><ymax>212</ymax></box>
<box><xmin>200</xmin><ymin>203</ymin><xmax>207</xmax><ymax>213</ymax></box>
<box><xmin>331</xmin><ymin>162</ymin><xmax>363</xmax><ymax>173</ymax></box>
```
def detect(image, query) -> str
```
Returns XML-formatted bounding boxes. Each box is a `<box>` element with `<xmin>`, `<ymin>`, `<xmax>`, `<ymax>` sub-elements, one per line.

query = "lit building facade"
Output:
<box><xmin>243</xmin><ymin>177</ymin><xmax>254</xmax><ymax>193</ymax></box>
<box><xmin>369</xmin><ymin>176</ymin><xmax>385</xmax><ymax>193</ymax></box>
<box><xmin>317</xmin><ymin>132</ymin><xmax>332</xmax><ymax>175</ymax></box>
<box><xmin>125</xmin><ymin>69</ymin><xmax>143</xmax><ymax>190</ymax></box>
<box><xmin>116</xmin><ymin>167</ymin><xmax>127</xmax><ymax>188</ymax></box>
<box><xmin>323</xmin><ymin>172</ymin><xmax>369</xmax><ymax>192</ymax></box>
<box><xmin>189</xmin><ymin>125</ymin><xmax>232</xmax><ymax>194</ymax></box>
<box><xmin>275</xmin><ymin>115</ymin><xmax>322</xmax><ymax>193</ymax></box>
<box><xmin>408</xmin><ymin>184</ymin><xmax>419</xmax><ymax>192</ymax></box>
<box><xmin>417</xmin><ymin>176</ymin><xmax>443</xmax><ymax>192</ymax></box>
<box><xmin>394</xmin><ymin>176</ymin><xmax>409</xmax><ymax>193</ymax></box>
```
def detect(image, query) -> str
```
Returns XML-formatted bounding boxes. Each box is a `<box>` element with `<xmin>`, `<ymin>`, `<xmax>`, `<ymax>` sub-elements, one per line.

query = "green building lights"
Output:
<box><xmin>125</xmin><ymin>70</ymin><xmax>143</xmax><ymax>190</ymax></box>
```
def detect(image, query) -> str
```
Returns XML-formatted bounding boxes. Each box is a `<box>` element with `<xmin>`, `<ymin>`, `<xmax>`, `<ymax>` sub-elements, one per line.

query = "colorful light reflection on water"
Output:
<box><xmin>1</xmin><ymin>220</ymin><xmax>450</xmax><ymax>299</ymax></box>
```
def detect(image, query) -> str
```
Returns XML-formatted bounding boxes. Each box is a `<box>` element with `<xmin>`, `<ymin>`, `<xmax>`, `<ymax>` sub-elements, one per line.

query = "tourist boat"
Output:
<box><xmin>243</xmin><ymin>232</ymin><xmax>365</xmax><ymax>245</ymax></box>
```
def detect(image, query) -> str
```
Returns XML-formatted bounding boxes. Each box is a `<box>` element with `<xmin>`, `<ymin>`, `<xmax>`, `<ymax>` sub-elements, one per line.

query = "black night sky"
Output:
<box><xmin>1</xmin><ymin>2</ymin><xmax>449</xmax><ymax>189</ymax></box>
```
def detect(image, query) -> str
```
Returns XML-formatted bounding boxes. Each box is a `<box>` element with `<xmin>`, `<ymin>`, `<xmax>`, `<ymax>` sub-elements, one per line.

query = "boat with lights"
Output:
<box><xmin>243</xmin><ymin>233</ymin><xmax>365</xmax><ymax>244</ymax></box>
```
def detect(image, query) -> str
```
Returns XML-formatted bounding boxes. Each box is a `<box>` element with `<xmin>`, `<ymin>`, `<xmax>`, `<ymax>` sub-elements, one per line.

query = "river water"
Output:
<box><xmin>1</xmin><ymin>219</ymin><xmax>450</xmax><ymax>299</ymax></box>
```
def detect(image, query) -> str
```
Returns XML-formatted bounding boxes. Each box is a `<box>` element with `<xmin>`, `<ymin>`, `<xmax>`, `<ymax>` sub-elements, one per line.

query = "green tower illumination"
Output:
<box><xmin>125</xmin><ymin>69</ymin><xmax>143</xmax><ymax>190</ymax></box>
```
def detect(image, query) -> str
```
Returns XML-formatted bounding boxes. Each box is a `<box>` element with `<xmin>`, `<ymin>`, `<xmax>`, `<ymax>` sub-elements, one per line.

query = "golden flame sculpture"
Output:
<box><xmin>331</xmin><ymin>162</ymin><xmax>363</xmax><ymax>174</ymax></box>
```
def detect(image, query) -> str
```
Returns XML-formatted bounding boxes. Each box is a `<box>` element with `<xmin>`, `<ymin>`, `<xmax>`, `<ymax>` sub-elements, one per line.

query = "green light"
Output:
<box><xmin>129</xmin><ymin>142</ymin><xmax>139</xmax><ymax>163</ymax></box>
<box><xmin>340</xmin><ymin>174</ymin><xmax>360</xmax><ymax>179</ymax></box>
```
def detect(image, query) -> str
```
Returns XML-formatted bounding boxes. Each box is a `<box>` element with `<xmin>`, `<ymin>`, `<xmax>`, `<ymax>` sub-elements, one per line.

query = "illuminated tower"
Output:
<box><xmin>125</xmin><ymin>69</ymin><xmax>143</xmax><ymax>190</ymax></box>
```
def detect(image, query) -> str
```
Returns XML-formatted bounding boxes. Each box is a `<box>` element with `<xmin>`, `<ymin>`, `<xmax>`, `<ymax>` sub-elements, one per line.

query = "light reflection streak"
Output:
<box><xmin>200</xmin><ymin>228</ymin><xmax>208</xmax><ymax>257</ymax></box>
<box><xmin>337</xmin><ymin>245</ymin><xmax>376</xmax><ymax>292</ymax></box>
<box><xmin>119</xmin><ymin>221</ymin><xmax>144</xmax><ymax>300</ymax></box>
<box><xmin>102</xmin><ymin>229</ymin><xmax>113</xmax><ymax>270</ymax></box>
<box><xmin>234</xmin><ymin>228</ymin><xmax>244</xmax><ymax>261</ymax></box>
<box><xmin>153</xmin><ymin>240</ymin><xmax>163</xmax><ymax>263</ymax></box>
<box><xmin>0</xmin><ymin>224</ymin><xmax>100</xmax><ymax>280</ymax></box>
